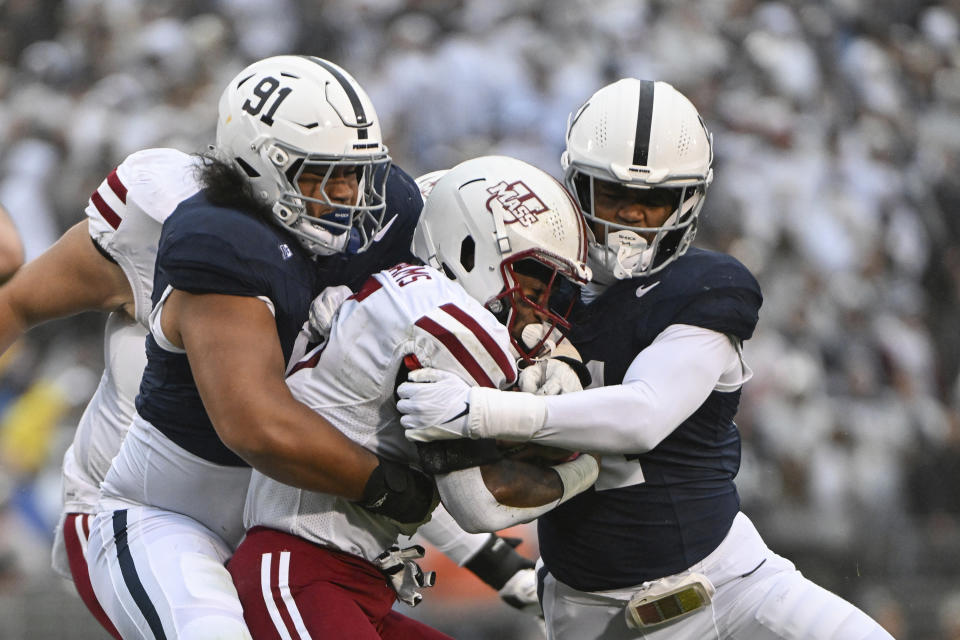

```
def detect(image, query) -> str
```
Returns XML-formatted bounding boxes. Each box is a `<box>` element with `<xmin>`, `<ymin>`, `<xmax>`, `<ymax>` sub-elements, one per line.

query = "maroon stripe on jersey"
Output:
<box><xmin>439</xmin><ymin>303</ymin><xmax>516</xmax><ymax>384</ymax></box>
<box><xmin>81</xmin><ymin>512</ymin><xmax>91</xmax><ymax>538</ymax></box>
<box><xmin>287</xmin><ymin>345</ymin><xmax>324</xmax><ymax>378</ymax></box>
<box><xmin>350</xmin><ymin>276</ymin><xmax>383</xmax><ymax>302</ymax></box>
<box><xmin>91</xmin><ymin>191</ymin><xmax>122</xmax><ymax>229</ymax></box>
<box><xmin>414</xmin><ymin>316</ymin><xmax>495</xmax><ymax>388</ymax></box>
<box><xmin>107</xmin><ymin>169</ymin><xmax>128</xmax><ymax>203</ymax></box>
<box><xmin>268</xmin><ymin>553</ymin><xmax>301</xmax><ymax>639</ymax></box>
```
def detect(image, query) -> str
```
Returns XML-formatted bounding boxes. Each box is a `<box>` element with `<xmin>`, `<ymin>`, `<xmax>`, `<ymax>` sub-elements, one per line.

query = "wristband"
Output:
<box><xmin>552</xmin><ymin>355</ymin><xmax>592</xmax><ymax>388</ymax></box>
<box><xmin>360</xmin><ymin>457</ymin><xmax>437</xmax><ymax>524</ymax></box>
<box><xmin>552</xmin><ymin>454</ymin><xmax>599</xmax><ymax>504</ymax></box>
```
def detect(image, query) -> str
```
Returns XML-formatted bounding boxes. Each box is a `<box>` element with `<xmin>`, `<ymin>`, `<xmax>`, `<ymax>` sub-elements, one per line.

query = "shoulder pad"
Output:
<box><xmin>116</xmin><ymin>148</ymin><xmax>202</xmax><ymax>224</ymax></box>
<box><xmin>665</xmin><ymin>249</ymin><xmax>763</xmax><ymax>340</ymax></box>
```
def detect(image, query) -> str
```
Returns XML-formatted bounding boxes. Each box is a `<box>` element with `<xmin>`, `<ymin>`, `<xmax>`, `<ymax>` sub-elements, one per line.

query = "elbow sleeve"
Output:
<box><xmin>437</xmin><ymin>467</ymin><xmax>558</xmax><ymax>533</ymax></box>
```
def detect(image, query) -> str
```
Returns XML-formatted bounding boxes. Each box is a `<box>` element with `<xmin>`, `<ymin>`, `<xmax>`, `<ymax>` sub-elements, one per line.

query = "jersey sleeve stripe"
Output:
<box><xmin>414</xmin><ymin>316</ymin><xmax>496</xmax><ymax>388</ymax></box>
<box><xmin>287</xmin><ymin>343</ymin><xmax>325</xmax><ymax>378</ymax></box>
<box><xmin>107</xmin><ymin>169</ymin><xmax>128</xmax><ymax>204</ymax></box>
<box><xmin>350</xmin><ymin>276</ymin><xmax>383</xmax><ymax>302</ymax></box>
<box><xmin>439</xmin><ymin>303</ymin><xmax>517</xmax><ymax>384</ymax></box>
<box><xmin>90</xmin><ymin>189</ymin><xmax>122</xmax><ymax>230</ymax></box>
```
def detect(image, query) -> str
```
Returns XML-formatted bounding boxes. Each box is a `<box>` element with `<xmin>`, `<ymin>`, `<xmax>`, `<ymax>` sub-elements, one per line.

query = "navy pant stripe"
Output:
<box><xmin>112</xmin><ymin>510</ymin><xmax>167</xmax><ymax>640</ymax></box>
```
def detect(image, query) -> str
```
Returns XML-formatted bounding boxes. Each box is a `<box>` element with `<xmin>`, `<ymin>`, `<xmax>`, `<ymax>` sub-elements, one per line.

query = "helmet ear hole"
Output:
<box><xmin>459</xmin><ymin>236</ymin><xmax>475</xmax><ymax>272</ymax></box>
<box><xmin>439</xmin><ymin>262</ymin><xmax>457</xmax><ymax>281</ymax></box>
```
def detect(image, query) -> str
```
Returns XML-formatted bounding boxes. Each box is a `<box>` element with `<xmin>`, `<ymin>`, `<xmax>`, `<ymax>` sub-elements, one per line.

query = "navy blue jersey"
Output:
<box><xmin>313</xmin><ymin>166</ymin><xmax>423</xmax><ymax>291</ymax></box>
<box><xmin>136</xmin><ymin>167</ymin><xmax>423</xmax><ymax>466</ymax></box>
<box><xmin>538</xmin><ymin>247</ymin><xmax>763</xmax><ymax>591</ymax></box>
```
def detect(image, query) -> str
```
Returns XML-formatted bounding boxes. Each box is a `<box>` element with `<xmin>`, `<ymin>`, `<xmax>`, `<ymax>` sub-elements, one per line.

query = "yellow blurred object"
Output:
<box><xmin>0</xmin><ymin>380</ymin><xmax>69</xmax><ymax>475</ymax></box>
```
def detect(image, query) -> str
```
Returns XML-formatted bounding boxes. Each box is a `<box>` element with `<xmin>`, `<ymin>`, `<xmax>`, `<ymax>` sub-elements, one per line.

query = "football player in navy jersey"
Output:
<box><xmin>398</xmin><ymin>80</ymin><xmax>894</xmax><ymax>639</ymax></box>
<box><xmin>78</xmin><ymin>56</ymin><xmax>440</xmax><ymax>640</ymax></box>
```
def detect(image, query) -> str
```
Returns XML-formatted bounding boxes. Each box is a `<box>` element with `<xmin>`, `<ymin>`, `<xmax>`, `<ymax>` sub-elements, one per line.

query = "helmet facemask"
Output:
<box><xmin>216</xmin><ymin>55</ymin><xmax>393</xmax><ymax>257</ymax></box>
<box><xmin>490</xmin><ymin>253</ymin><xmax>582</xmax><ymax>363</ymax></box>
<box><xmin>567</xmin><ymin>168</ymin><xmax>706</xmax><ymax>282</ymax></box>
<box><xmin>265</xmin><ymin>141</ymin><xmax>391</xmax><ymax>256</ymax></box>
<box><xmin>560</xmin><ymin>78</ymin><xmax>714</xmax><ymax>282</ymax></box>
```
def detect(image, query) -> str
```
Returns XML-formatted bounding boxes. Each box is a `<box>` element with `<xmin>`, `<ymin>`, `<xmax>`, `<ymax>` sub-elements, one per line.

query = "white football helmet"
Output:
<box><xmin>412</xmin><ymin>156</ymin><xmax>591</xmax><ymax>360</ymax></box>
<box><xmin>414</xmin><ymin>170</ymin><xmax>448</xmax><ymax>201</ymax></box>
<box><xmin>216</xmin><ymin>55</ymin><xmax>392</xmax><ymax>256</ymax></box>
<box><xmin>561</xmin><ymin>79</ymin><xmax>713</xmax><ymax>281</ymax></box>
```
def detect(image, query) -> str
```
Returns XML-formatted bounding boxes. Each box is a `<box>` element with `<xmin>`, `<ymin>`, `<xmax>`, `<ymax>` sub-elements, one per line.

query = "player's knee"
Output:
<box><xmin>178</xmin><ymin>615</ymin><xmax>252</xmax><ymax>640</ymax></box>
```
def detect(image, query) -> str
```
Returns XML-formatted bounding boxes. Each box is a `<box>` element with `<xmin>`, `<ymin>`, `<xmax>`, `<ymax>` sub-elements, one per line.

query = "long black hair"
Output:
<box><xmin>194</xmin><ymin>151</ymin><xmax>273</xmax><ymax>222</ymax></box>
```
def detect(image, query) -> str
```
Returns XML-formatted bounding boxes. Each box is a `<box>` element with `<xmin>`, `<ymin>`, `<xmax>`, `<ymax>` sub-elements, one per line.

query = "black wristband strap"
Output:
<box><xmin>553</xmin><ymin>355</ymin><xmax>592</xmax><ymax>387</ymax></box>
<box><xmin>464</xmin><ymin>534</ymin><xmax>535</xmax><ymax>590</ymax></box>
<box><xmin>359</xmin><ymin>457</ymin><xmax>437</xmax><ymax>524</ymax></box>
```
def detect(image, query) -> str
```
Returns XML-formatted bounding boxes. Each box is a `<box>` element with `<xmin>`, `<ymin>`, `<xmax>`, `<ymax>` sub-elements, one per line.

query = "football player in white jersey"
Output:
<box><xmin>227</xmin><ymin>155</ymin><xmax>597</xmax><ymax>638</ymax></box>
<box><xmin>0</xmin><ymin>147</ymin><xmax>202</xmax><ymax>639</ymax></box>
<box><xmin>397</xmin><ymin>80</ymin><xmax>895</xmax><ymax>639</ymax></box>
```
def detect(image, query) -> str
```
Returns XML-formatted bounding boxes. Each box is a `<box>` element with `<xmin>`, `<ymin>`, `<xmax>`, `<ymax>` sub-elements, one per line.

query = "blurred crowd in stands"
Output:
<box><xmin>0</xmin><ymin>0</ymin><xmax>958</xmax><ymax>638</ymax></box>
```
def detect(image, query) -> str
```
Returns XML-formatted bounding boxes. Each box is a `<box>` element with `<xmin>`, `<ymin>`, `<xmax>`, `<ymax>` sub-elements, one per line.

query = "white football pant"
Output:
<box><xmin>540</xmin><ymin>512</ymin><xmax>894</xmax><ymax>640</ymax></box>
<box><xmin>86</xmin><ymin>416</ymin><xmax>252</xmax><ymax>639</ymax></box>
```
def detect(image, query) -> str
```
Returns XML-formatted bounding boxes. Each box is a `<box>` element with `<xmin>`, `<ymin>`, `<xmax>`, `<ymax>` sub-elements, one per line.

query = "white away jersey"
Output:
<box><xmin>244</xmin><ymin>263</ymin><xmax>518</xmax><ymax>561</ymax></box>
<box><xmin>61</xmin><ymin>148</ymin><xmax>201</xmax><ymax>512</ymax></box>
<box><xmin>86</xmin><ymin>147</ymin><xmax>202</xmax><ymax>326</ymax></box>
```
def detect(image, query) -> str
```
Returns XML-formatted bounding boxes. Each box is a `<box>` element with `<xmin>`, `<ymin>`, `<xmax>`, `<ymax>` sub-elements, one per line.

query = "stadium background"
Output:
<box><xmin>0</xmin><ymin>0</ymin><xmax>958</xmax><ymax>637</ymax></box>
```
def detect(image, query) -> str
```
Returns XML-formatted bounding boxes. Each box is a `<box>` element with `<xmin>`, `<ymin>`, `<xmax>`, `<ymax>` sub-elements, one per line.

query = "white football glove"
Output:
<box><xmin>397</xmin><ymin>368</ymin><xmax>473</xmax><ymax>441</ymax></box>
<box><xmin>374</xmin><ymin>544</ymin><xmax>436</xmax><ymax>607</ymax></box>
<box><xmin>517</xmin><ymin>323</ymin><xmax>564</xmax><ymax>359</ymax></box>
<box><xmin>518</xmin><ymin>358</ymin><xmax>584</xmax><ymax>396</ymax></box>
<box><xmin>517</xmin><ymin>323</ymin><xmax>590</xmax><ymax>395</ymax></box>
<box><xmin>499</xmin><ymin>567</ymin><xmax>543</xmax><ymax>617</ymax></box>
<box><xmin>398</xmin><ymin>368</ymin><xmax>548</xmax><ymax>443</ymax></box>
<box><xmin>306</xmin><ymin>285</ymin><xmax>352</xmax><ymax>342</ymax></box>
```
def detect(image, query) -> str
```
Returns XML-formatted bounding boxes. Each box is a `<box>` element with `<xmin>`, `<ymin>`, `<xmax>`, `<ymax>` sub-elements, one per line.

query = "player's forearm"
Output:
<box><xmin>0</xmin><ymin>244</ymin><xmax>23</xmax><ymax>283</ymax></box>
<box><xmin>0</xmin><ymin>221</ymin><xmax>133</xmax><ymax>350</ymax></box>
<box><xmin>470</xmin><ymin>326</ymin><xmax>737</xmax><ymax>453</ymax></box>
<box><xmin>228</xmin><ymin>398</ymin><xmax>378</xmax><ymax>499</ymax></box>
<box><xmin>436</xmin><ymin>455</ymin><xmax>598</xmax><ymax>533</ymax></box>
<box><xmin>479</xmin><ymin>458</ymin><xmax>563</xmax><ymax>507</ymax></box>
<box><xmin>0</xmin><ymin>294</ymin><xmax>29</xmax><ymax>354</ymax></box>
